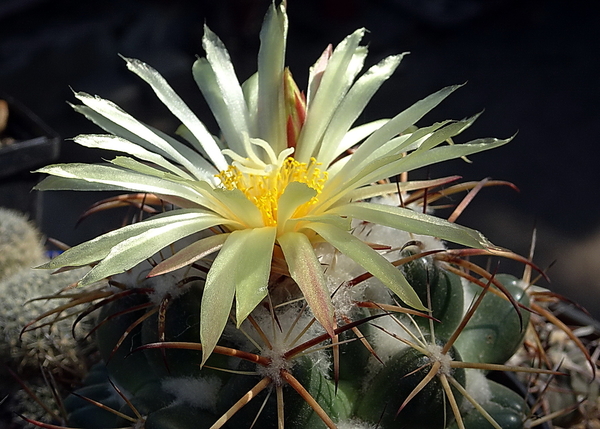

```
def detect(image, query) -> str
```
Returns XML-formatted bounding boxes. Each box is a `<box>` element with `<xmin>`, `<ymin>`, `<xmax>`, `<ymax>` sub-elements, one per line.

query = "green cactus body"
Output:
<box><xmin>143</xmin><ymin>405</ymin><xmax>223</xmax><ymax>429</ymax></box>
<box><xmin>356</xmin><ymin>341</ymin><xmax>466</xmax><ymax>429</ymax></box>
<box><xmin>216</xmin><ymin>355</ymin><xmax>352</xmax><ymax>429</ymax></box>
<box><xmin>337</xmin><ymin>310</ymin><xmax>374</xmax><ymax>391</ymax></box>
<box><xmin>400</xmin><ymin>248</ymin><xmax>464</xmax><ymax>340</ymax></box>
<box><xmin>63</xmin><ymin>255</ymin><xmax>541</xmax><ymax>429</ymax></box>
<box><xmin>63</xmin><ymin>364</ymin><xmax>125</xmax><ymax>429</ymax></box>
<box><xmin>286</xmin><ymin>355</ymin><xmax>353</xmax><ymax>427</ymax></box>
<box><xmin>94</xmin><ymin>292</ymin><xmax>159</xmax><ymax>394</ymax></box>
<box><xmin>447</xmin><ymin>379</ymin><xmax>529</xmax><ymax>429</ymax></box>
<box><xmin>140</xmin><ymin>284</ymin><xmax>235</xmax><ymax>380</ymax></box>
<box><xmin>454</xmin><ymin>274</ymin><xmax>531</xmax><ymax>365</ymax></box>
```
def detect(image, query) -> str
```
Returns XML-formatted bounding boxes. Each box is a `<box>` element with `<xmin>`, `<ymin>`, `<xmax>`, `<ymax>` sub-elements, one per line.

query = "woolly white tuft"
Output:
<box><xmin>463</xmin><ymin>369</ymin><xmax>492</xmax><ymax>412</ymax></box>
<box><xmin>161</xmin><ymin>375</ymin><xmax>223</xmax><ymax>412</ymax></box>
<box><xmin>337</xmin><ymin>418</ymin><xmax>379</xmax><ymax>429</ymax></box>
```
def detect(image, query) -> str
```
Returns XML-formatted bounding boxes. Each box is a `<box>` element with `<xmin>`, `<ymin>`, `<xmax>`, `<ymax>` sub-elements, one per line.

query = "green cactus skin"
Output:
<box><xmin>356</xmin><ymin>340</ymin><xmax>466</xmax><ymax>429</ymax></box>
<box><xmin>216</xmin><ymin>355</ymin><xmax>352</xmax><ymax>429</ymax></box>
<box><xmin>0</xmin><ymin>208</ymin><xmax>45</xmax><ymax>280</ymax></box>
<box><xmin>94</xmin><ymin>292</ymin><xmax>159</xmax><ymax>395</ymax></box>
<box><xmin>140</xmin><ymin>284</ymin><xmax>236</xmax><ymax>380</ymax></box>
<box><xmin>400</xmin><ymin>248</ymin><xmax>464</xmax><ymax>340</ymax></box>
<box><xmin>545</xmin><ymin>374</ymin><xmax>583</xmax><ymax>428</ymax></box>
<box><xmin>447</xmin><ymin>379</ymin><xmax>529</xmax><ymax>429</ymax></box>
<box><xmin>454</xmin><ymin>274</ymin><xmax>531</xmax><ymax>365</ymax></box>
<box><xmin>337</xmin><ymin>309</ymin><xmax>374</xmax><ymax>392</ymax></box>
<box><xmin>285</xmin><ymin>355</ymin><xmax>353</xmax><ymax>427</ymax></box>
<box><xmin>143</xmin><ymin>405</ymin><xmax>223</xmax><ymax>429</ymax></box>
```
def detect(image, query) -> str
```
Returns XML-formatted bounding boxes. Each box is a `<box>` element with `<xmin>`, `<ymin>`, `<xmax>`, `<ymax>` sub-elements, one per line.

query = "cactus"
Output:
<box><xmin>16</xmin><ymin>2</ymin><xmax>600</xmax><ymax>429</ymax></box>
<box><xmin>0</xmin><ymin>207</ymin><xmax>45</xmax><ymax>279</ymax></box>
<box><xmin>0</xmin><ymin>208</ymin><xmax>96</xmax><ymax>423</ymax></box>
<box><xmin>18</xmin><ymin>207</ymin><xmax>599</xmax><ymax>428</ymax></box>
<box><xmin>40</xmin><ymin>229</ymin><xmax>554</xmax><ymax>429</ymax></box>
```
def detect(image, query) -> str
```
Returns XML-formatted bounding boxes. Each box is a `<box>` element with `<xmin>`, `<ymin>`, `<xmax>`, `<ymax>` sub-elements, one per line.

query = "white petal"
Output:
<box><xmin>257</xmin><ymin>2</ymin><xmax>288</xmax><ymax>154</ymax></box>
<box><xmin>338</xmin><ymin>84</ymin><xmax>463</xmax><ymax>176</ymax></box>
<box><xmin>73</xmin><ymin>92</ymin><xmax>216</xmax><ymax>182</ymax></box>
<box><xmin>193</xmin><ymin>58</ymin><xmax>247</xmax><ymax>156</ymax></box>
<box><xmin>201</xmin><ymin>25</ymin><xmax>251</xmax><ymax>155</ymax></box>
<box><xmin>305</xmin><ymin>221</ymin><xmax>425</xmax><ymax>310</ymax></box>
<box><xmin>122</xmin><ymin>56</ymin><xmax>228</xmax><ymax>171</ymax></box>
<box><xmin>73</xmin><ymin>134</ymin><xmax>194</xmax><ymax>180</ymax></box>
<box><xmin>234</xmin><ymin>227</ymin><xmax>277</xmax><ymax>325</ymax></box>
<box><xmin>317</xmin><ymin>54</ymin><xmax>405</xmax><ymax>166</ymax></box>
<box><xmin>295</xmin><ymin>28</ymin><xmax>367</xmax><ymax>162</ymax></box>
<box><xmin>326</xmin><ymin>202</ymin><xmax>496</xmax><ymax>249</ymax></box>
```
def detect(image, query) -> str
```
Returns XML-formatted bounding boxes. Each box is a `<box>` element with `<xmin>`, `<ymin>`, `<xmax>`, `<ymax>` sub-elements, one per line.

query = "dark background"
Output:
<box><xmin>1</xmin><ymin>0</ymin><xmax>599</xmax><ymax>316</ymax></box>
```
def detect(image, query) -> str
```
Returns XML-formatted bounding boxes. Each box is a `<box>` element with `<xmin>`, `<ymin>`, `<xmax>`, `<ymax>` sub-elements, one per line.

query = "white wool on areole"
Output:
<box><xmin>462</xmin><ymin>369</ymin><xmax>493</xmax><ymax>412</ymax></box>
<box><xmin>336</xmin><ymin>418</ymin><xmax>379</xmax><ymax>429</ymax></box>
<box><xmin>243</xmin><ymin>304</ymin><xmax>332</xmax><ymax>381</ymax></box>
<box><xmin>317</xmin><ymin>209</ymin><xmax>447</xmax><ymax>321</ymax></box>
<box><xmin>161</xmin><ymin>375</ymin><xmax>223</xmax><ymax>412</ymax></box>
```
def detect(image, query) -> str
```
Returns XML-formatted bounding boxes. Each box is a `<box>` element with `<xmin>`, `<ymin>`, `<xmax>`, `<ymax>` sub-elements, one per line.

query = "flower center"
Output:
<box><xmin>217</xmin><ymin>157</ymin><xmax>328</xmax><ymax>226</ymax></box>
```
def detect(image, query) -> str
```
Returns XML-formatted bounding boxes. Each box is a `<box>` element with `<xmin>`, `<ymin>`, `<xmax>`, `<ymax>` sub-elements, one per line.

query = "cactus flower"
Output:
<box><xmin>35</xmin><ymin>3</ymin><xmax>509</xmax><ymax>363</ymax></box>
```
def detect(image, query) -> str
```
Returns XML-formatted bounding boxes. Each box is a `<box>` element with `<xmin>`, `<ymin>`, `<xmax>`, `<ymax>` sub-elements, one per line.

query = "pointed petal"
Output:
<box><xmin>276</xmin><ymin>181</ymin><xmax>317</xmax><ymax>227</ymax></box>
<box><xmin>38</xmin><ymin>209</ymin><xmax>225</xmax><ymax>271</ymax></box>
<box><xmin>415</xmin><ymin>113</ymin><xmax>481</xmax><ymax>153</ymax></box>
<box><xmin>34</xmin><ymin>175</ymin><xmax>138</xmax><ymax>192</ymax></box>
<box><xmin>35</xmin><ymin>163</ymin><xmax>212</xmax><ymax>208</ymax></box>
<box><xmin>318</xmin><ymin>54</ymin><xmax>405</xmax><ymax>166</ymax></box>
<box><xmin>242</xmin><ymin>72</ymin><xmax>259</xmax><ymax>136</ymax></box>
<box><xmin>339</xmin><ymin>84</ymin><xmax>463</xmax><ymax>175</ymax></box>
<box><xmin>307</xmin><ymin>44</ymin><xmax>332</xmax><ymax>106</ymax></box>
<box><xmin>73</xmin><ymin>92</ymin><xmax>217</xmax><ymax>182</ymax></box>
<box><xmin>320</xmin><ymin>135</ymin><xmax>512</xmax><ymax>210</ymax></box>
<box><xmin>257</xmin><ymin>2</ymin><xmax>288</xmax><ymax>153</ymax></box>
<box><xmin>122</xmin><ymin>56</ymin><xmax>228</xmax><ymax>171</ymax></box>
<box><xmin>192</xmin><ymin>58</ymin><xmax>247</xmax><ymax>156</ymax></box>
<box><xmin>73</xmin><ymin>134</ymin><xmax>194</xmax><ymax>180</ymax></box>
<box><xmin>324</xmin><ymin>119</ymin><xmax>389</xmax><ymax>173</ymax></box>
<box><xmin>200</xmin><ymin>24</ymin><xmax>250</xmax><ymax>154</ymax></box>
<box><xmin>327</xmin><ymin>202</ymin><xmax>497</xmax><ymax>249</ymax></box>
<box><xmin>277</xmin><ymin>231</ymin><xmax>335</xmax><ymax>337</ymax></box>
<box><xmin>79</xmin><ymin>214</ymin><xmax>231</xmax><ymax>286</ymax></box>
<box><xmin>305</xmin><ymin>222</ymin><xmax>426</xmax><ymax>310</ymax></box>
<box><xmin>200</xmin><ymin>230</ymin><xmax>248</xmax><ymax>365</ymax></box>
<box><xmin>148</xmin><ymin>233</ymin><xmax>230</xmax><ymax>276</ymax></box>
<box><xmin>234</xmin><ymin>227</ymin><xmax>277</xmax><ymax>325</ymax></box>
<box><xmin>296</xmin><ymin>28</ymin><xmax>368</xmax><ymax>162</ymax></box>
<box><xmin>212</xmin><ymin>188</ymin><xmax>264</xmax><ymax>228</ymax></box>
<box><xmin>344</xmin><ymin>176</ymin><xmax>461</xmax><ymax>202</ymax></box>
<box><xmin>361</xmin><ymin>136</ymin><xmax>514</xmax><ymax>189</ymax></box>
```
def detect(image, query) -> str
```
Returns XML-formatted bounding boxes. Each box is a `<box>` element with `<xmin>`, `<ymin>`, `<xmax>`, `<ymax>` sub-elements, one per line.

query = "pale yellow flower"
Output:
<box><xmin>36</xmin><ymin>3</ymin><xmax>509</xmax><ymax>363</ymax></box>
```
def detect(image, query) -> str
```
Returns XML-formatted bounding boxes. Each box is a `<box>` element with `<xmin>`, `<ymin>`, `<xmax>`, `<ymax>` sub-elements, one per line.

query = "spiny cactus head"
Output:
<box><xmin>0</xmin><ymin>267</ymin><xmax>92</xmax><ymax>378</ymax></box>
<box><xmin>0</xmin><ymin>208</ymin><xmax>45</xmax><ymax>280</ymax></box>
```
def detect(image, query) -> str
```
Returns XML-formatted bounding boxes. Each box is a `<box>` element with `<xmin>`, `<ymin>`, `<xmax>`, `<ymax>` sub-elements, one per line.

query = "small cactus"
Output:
<box><xmin>0</xmin><ymin>209</ymin><xmax>95</xmax><ymax>424</ymax></box>
<box><xmin>0</xmin><ymin>208</ymin><xmax>45</xmax><ymax>279</ymax></box>
<box><xmin>0</xmin><ymin>266</ymin><xmax>92</xmax><ymax>377</ymax></box>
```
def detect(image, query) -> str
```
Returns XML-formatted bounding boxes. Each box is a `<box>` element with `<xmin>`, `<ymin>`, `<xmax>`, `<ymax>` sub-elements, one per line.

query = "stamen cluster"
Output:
<box><xmin>217</xmin><ymin>157</ymin><xmax>328</xmax><ymax>226</ymax></box>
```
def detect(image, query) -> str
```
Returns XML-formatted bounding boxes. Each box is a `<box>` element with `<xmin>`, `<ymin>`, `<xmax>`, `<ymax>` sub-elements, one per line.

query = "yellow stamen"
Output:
<box><xmin>217</xmin><ymin>157</ymin><xmax>328</xmax><ymax>226</ymax></box>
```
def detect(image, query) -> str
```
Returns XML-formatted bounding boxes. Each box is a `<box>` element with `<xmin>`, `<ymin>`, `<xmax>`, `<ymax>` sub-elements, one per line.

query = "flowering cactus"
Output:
<box><xmin>34</xmin><ymin>2</ymin><xmax>509</xmax><ymax>364</ymax></box>
<box><xmin>20</xmin><ymin>3</ymin><xmax>597</xmax><ymax>429</ymax></box>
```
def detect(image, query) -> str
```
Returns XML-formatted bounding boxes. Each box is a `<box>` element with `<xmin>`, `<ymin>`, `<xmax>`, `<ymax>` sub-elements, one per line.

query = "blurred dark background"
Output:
<box><xmin>1</xmin><ymin>0</ymin><xmax>599</xmax><ymax>316</ymax></box>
